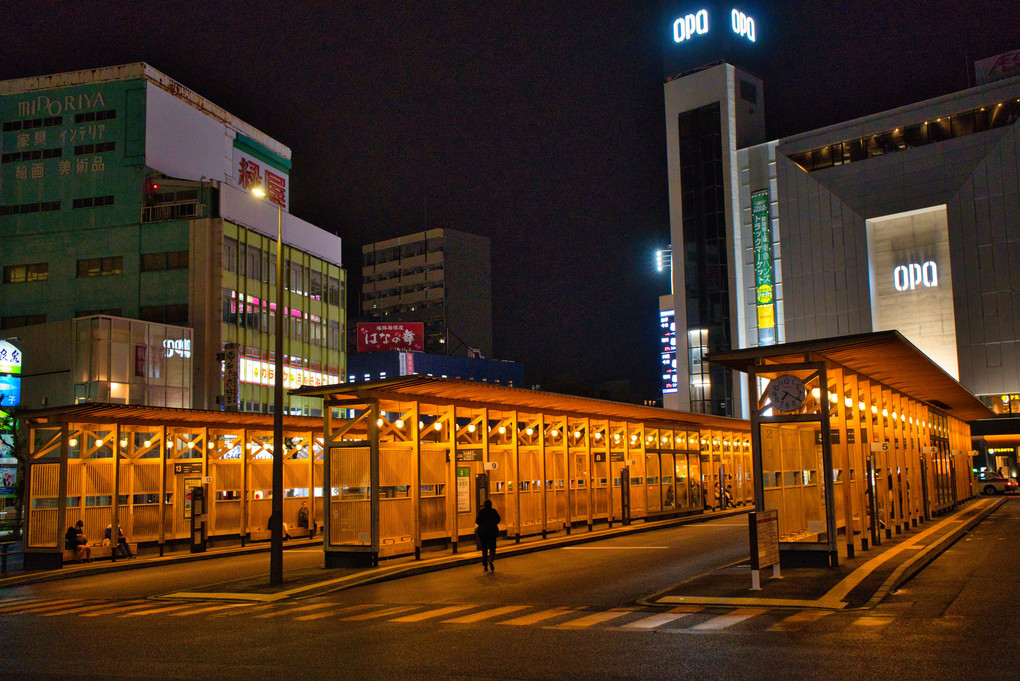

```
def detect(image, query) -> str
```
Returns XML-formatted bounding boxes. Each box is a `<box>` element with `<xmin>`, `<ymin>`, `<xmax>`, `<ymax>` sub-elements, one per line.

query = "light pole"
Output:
<box><xmin>252</xmin><ymin>187</ymin><xmax>285</xmax><ymax>586</ymax></box>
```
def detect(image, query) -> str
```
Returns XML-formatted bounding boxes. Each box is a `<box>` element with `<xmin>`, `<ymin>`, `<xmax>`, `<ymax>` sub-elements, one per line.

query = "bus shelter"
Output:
<box><xmin>293</xmin><ymin>376</ymin><xmax>751</xmax><ymax>568</ymax></box>
<box><xmin>707</xmin><ymin>331</ymin><xmax>993</xmax><ymax>567</ymax></box>
<box><xmin>20</xmin><ymin>404</ymin><xmax>324</xmax><ymax>569</ymax></box>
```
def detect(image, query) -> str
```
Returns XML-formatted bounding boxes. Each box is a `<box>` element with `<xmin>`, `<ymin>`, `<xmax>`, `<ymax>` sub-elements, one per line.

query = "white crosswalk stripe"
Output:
<box><xmin>0</xmin><ymin>598</ymin><xmax>871</xmax><ymax>634</ymax></box>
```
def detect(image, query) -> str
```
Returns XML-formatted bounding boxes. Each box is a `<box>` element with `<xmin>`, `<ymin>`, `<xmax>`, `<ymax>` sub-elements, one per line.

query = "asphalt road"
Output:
<box><xmin>1</xmin><ymin>502</ymin><xmax>1017</xmax><ymax>680</ymax></box>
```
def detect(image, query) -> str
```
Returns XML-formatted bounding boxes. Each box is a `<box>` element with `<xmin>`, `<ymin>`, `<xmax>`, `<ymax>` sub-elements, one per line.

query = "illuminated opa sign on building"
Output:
<box><xmin>893</xmin><ymin>261</ymin><xmax>938</xmax><ymax>291</ymax></box>
<box><xmin>673</xmin><ymin>8</ymin><xmax>756</xmax><ymax>44</ymax></box>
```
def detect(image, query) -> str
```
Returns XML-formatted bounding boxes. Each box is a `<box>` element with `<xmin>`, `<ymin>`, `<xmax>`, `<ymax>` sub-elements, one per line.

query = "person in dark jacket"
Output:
<box><xmin>474</xmin><ymin>499</ymin><xmax>501</xmax><ymax>573</ymax></box>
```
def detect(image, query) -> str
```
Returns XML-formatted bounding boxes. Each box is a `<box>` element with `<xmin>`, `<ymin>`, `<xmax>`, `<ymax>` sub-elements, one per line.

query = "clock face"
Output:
<box><xmin>767</xmin><ymin>375</ymin><xmax>807</xmax><ymax>412</ymax></box>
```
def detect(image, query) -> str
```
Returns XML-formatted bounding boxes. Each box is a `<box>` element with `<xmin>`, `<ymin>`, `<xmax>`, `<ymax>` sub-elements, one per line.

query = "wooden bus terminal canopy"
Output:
<box><xmin>705</xmin><ymin>330</ymin><xmax>994</xmax><ymax>423</ymax></box>
<box><xmin>295</xmin><ymin>375</ymin><xmax>749</xmax><ymax>432</ymax></box>
<box><xmin>18</xmin><ymin>402</ymin><xmax>324</xmax><ymax>432</ymax></box>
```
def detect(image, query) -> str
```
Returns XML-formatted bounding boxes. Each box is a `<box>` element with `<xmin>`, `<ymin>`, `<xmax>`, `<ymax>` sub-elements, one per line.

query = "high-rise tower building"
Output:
<box><xmin>360</xmin><ymin>228</ymin><xmax>492</xmax><ymax>358</ymax></box>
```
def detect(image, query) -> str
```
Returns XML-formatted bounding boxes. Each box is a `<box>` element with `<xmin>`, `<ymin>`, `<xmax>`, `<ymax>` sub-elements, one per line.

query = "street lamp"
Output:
<box><xmin>252</xmin><ymin>186</ymin><xmax>285</xmax><ymax>586</ymax></box>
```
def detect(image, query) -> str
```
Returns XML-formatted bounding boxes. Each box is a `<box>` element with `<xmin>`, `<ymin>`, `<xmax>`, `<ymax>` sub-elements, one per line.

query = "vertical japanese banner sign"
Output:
<box><xmin>184</xmin><ymin>477</ymin><xmax>202</xmax><ymax>519</ymax></box>
<box><xmin>751</xmin><ymin>190</ymin><xmax>776</xmax><ymax>345</ymax></box>
<box><xmin>456</xmin><ymin>467</ymin><xmax>471</xmax><ymax>513</ymax></box>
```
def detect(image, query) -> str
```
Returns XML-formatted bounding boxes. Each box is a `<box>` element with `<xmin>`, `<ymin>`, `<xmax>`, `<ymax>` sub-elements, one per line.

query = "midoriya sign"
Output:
<box><xmin>673</xmin><ymin>7</ymin><xmax>756</xmax><ymax>44</ymax></box>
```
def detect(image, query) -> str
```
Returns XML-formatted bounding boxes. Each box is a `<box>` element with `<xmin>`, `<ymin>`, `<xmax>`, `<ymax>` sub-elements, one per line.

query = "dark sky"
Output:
<box><xmin>4</xmin><ymin>1</ymin><xmax>1018</xmax><ymax>398</ymax></box>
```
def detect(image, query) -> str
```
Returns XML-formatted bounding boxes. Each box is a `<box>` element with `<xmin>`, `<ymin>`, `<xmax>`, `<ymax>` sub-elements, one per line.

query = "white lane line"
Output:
<box><xmin>622</xmin><ymin>612</ymin><xmax>694</xmax><ymax>629</ymax></box>
<box><xmin>390</xmin><ymin>605</ymin><xmax>475</xmax><ymax>623</ymax></box>
<box><xmin>553</xmin><ymin>608</ymin><xmax>638</xmax><ymax>629</ymax></box>
<box><xmin>690</xmin><ymin>607</ymin><xmax>767</xmax><ymax>630</ymax></box>
<box><xmin>443</xmin><ymin>605</ymin><xmax>530</xmax><ymax>624</ymax></box>
<box><xmin>501</xmin><ymin>607</ymin><xmax>580</xmax><ymax>626</ymax></box>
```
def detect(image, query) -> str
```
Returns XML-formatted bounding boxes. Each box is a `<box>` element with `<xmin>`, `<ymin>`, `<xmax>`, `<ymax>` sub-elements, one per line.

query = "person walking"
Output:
<box><xmin>474</xmin><ymin>499</ymin><xmax>501</xmax><ymax>573</ymax></box>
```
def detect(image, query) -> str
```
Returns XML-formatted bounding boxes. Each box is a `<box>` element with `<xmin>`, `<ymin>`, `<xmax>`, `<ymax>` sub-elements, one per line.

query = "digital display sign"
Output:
<box><xmin>660</xmin><ymin>309</ymin><xmax>677</xmax><ymax>394</ymax></box>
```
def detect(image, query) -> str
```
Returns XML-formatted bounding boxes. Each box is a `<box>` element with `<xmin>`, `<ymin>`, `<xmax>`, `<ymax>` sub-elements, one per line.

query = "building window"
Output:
<box><xmin>3</xmin><ymin>262</ymin><xmax>48</xmax><ymax>283</ymax></box>
<box><xmin>223</xmin><ymin>237</ymin><xmax>238</xmax><ymax>273</ymax></box>
<box><xmin>73</xmin><ymin>142</ymin><xmax>115</xmax><ymax>156</ymax></box>
<box><xmin>1</xmin><ymin>147</ymin><xmax>64</xmax><ymax>163</ymax></box>
<box><xmin>72</xmin><ymin>195</ymin><xmax>114</xmax><ymax>209</ymax></box>
<box><xmin>0</xmin><ymin>201</ymin><xmax>61</xmax><ymax>216</ymax></box>
<box><xmin>1</xmin><ymin>314</ymin><xmax>46</xmax><ymax>329</ymax></box>
<box><xmin>141</xmin><ymin>250</ymin><xmax>189</xmax><ymax>272</ymax></box>
<box><xmin>140</xmin><ymin>304</ymin><xmax>188</xmax><ymax>325</ymax></box>
<box><xmin>2</xmin><ymin>116</ymin><xmax>63</xmax><ymax>131</ymax></box>
<box><xmin>74</xmin><ymin>110</ymin><xmax>117</xmax><ymax>123</ymax></box>
<box><xmin>77</xmin><ymin>256</ymin><xmax>123</xmax><ymax>278</ymax></box>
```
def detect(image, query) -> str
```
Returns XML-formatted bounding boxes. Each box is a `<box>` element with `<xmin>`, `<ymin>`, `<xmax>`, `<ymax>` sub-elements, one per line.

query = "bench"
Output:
<box><xmin>62</xmin><ymin>540</ymin><xmax>138</xmax><ymax>563</ymax></box>
<box><xmin>250</xmin><ymin>526</ymin><xmax>313</xmax><ymax>541</ymax></box>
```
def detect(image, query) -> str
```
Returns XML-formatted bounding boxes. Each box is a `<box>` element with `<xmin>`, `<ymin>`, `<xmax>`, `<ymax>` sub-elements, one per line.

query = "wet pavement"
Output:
<box><xmin>1</xmin><ymin>497</ymin><xmax>1005</xmax><ymax>610</ymax></box>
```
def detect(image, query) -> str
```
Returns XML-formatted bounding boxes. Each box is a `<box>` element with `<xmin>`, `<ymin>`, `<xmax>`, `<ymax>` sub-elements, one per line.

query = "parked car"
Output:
<box><xmin>974</xmin><ymin>472</ymin><xmax>1018</xmax><ymax>495</ymax></box>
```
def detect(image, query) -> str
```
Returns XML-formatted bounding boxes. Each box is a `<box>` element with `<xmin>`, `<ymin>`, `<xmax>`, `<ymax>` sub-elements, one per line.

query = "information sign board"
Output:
<box><xmin>749</xmin><ymin>509</ymin><xmax>780</xmax><ymax>570</ymax></box>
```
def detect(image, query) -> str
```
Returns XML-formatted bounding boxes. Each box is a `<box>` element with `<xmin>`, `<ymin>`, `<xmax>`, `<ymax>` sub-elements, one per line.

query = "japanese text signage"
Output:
<box><xmin>6</xmin><ymin>86</ymin><xmax>112</xmax><ymax>184</ymax></box>
<box><xmin>751</xmin><ymin>190</ymin><xmax>776</xmax><ymax>345</ymax></box>
<box><xmin>232</xmin><ymin>136</ymin><xmax>291</xmax><ymax>211</ymax></box>
<box><xmin>357</xmin><ymin>322</ymin><xmax>425</xmax><ymax>352</ymax></box>
<box><xmin>239</xmin><ymin>356</ymin><xmax>338</xmax><ymax>390</ymax></box>
<box><xmin>0</xmin><ymin>341</ymin><xmax>22</xmax><ymax>408</ymax></box>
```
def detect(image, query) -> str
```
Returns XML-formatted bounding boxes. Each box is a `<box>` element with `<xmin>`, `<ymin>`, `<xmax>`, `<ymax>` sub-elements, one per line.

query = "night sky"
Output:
<box><xmin>4</xmin><ymin>1</ymin><xmax>1018</xmax><ymax>400</ymax></box>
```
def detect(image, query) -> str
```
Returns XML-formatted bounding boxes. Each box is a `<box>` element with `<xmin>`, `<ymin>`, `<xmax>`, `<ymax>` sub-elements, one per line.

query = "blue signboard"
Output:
<box><xmin>0</xmin><ymin>376</ymin><xmax>21</xmax><ymax>407</ymax></box>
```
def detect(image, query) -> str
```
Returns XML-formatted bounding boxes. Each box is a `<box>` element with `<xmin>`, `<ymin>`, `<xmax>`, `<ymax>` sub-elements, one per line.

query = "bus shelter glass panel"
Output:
<box><xmin>760</xmin><ymin>423</ymin><xmax>827</xmax><ymax>542</ymax></box>
<box><xmin>419</xmin><ymin>446</ymin><xmax>447</xmax><ymax>539</ymax></box>
<box><xmin>329</xmin><ymin>446</ymin><xmax>371</xmax><ymax>546</ymax></box>
<box><xmin>378</xmin><ymin>444</ymin><xmax>413</xmax><ymax>555</ymax></box>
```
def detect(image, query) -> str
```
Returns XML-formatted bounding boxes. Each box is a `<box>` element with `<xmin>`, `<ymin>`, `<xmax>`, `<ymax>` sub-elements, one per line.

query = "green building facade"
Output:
<box><xmin>1</xmin><ymin>64</ymin><xmax>345</xmax><ymax>416</ymax></box>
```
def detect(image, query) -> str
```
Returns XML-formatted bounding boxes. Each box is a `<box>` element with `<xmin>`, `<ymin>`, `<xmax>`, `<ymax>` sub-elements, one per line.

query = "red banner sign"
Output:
<box><xmin>357</xmin><ymin>322</ymin><xmax>424</xmax><ymax>352</ymax></box>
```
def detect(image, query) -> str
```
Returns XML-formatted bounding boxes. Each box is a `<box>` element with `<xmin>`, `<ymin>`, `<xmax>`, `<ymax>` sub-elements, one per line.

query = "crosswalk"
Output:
<box><xmin>0</xmin><ymin>597</ymin><xmax>905</xmax><ymax>634</ymax></box>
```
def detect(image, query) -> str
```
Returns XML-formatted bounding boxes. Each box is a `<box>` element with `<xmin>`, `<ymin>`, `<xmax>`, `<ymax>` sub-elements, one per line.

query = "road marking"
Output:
<box><xmin>0</xmin><ymin>598</ymin><xmax>41</xmax><ymax>612</ymax></box>
<box><xmin>340</xmin><ymin>605</ymin><xmax>416</xmax><ymax>621</ymax></box>
<box><xmin>767</xmin><ymin>610</ymin><xmax>832</xmax><ymax>631</ymax></box>
<box><xmin>500</xmin><ymin>606</ymin><xmax>579</xmax><ymax>626</ymax></box>
<box><xmin>553</xmin><ymin>608</ymin><xmax>638</xmax><ymax>629</ymax></box>
<box><xmin>690</xmin><ymin>607</ymin><xmax>767</xmax><ymax>630</ymax></box>
<box><xmin>209</xmin><ymin>604</ymin><xmax>277</xmax><ymax>617</ymax></box>
<box><xmin>561</xmin><ymin>546</ymin><xmax>669</xmax><ymax>550</ymax></box>
<box><xmin>254</xmin><ymin>603</ymin><xmax>334</xmax><ymax>619</ymax></box>
<box><xmin>443</xmin><ymin>605</ymin><xmax>530</xmax><ymax>623</ymax></box>
<box><xmin>622</xmin><ymin>612</ymin><xmax>693</xmax><ymax>629</ymax></box>
<box><xmin>0</xmin><ymin>599</ymin><xmax>83</xmax><ymax>614</ymax></box>
<box><xmin>294</xmin><ymin>603</ymin><xmax>381</xmax><ymax>621</ymax></box>
<box><xmin>169</xmin><ymin>603</ymin><xmax>256</xmax><ymax>617</ymax></box>
<box><xmin>119</xmin><ymin>603</ymin><xmax>196</xmax><ymax>617</ymax></box>
<box><xmin>390</xmin><ymin>605</ymin><xmax>475</xmax><ymax>622</ymax></box>
<box><xmin>80</xmin><ymin>601</ymin><xmax>168</xmax><ymax>617</ymax></box>
<box><xmin>42</xmin><ymin>600</ymin><xmax>147</xmax><ymax>617</ymax></box>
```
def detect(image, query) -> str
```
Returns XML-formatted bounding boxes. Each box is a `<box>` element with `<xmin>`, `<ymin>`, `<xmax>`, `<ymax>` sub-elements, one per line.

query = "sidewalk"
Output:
<box><xmin>640</xmin><ymin>496</ymin><xmax>1006</xmax><ymax>610</ymax></box>
<box><xmin>1</xmin><ymin>498</ymin><xmax>1004</xmax><ymax>609</ymax></box>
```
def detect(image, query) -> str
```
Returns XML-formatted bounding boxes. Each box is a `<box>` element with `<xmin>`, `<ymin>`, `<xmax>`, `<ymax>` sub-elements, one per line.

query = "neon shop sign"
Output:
<box><xmin>673</xmin><ymin>8</ymin><xmax>756</xmax><ymax>44</ymax></box>
<box><xmin>893</xmin><ymin>261</ymin><xmax>938</xmax><ymax>291</ymax></box>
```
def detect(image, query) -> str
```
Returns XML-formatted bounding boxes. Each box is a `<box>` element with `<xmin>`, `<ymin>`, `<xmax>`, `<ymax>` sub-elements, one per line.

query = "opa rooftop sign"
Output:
<box><xmin>673</xmin><ymin>7</ymin><xmax>756</xmax><ymax>44</ymax></box>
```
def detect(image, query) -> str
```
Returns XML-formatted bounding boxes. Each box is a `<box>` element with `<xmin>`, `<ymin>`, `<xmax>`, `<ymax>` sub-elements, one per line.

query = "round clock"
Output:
<box><xmin>767</xmin><ymin>374</ymin><xmax>807</xmax><ymax>412</ymax></box>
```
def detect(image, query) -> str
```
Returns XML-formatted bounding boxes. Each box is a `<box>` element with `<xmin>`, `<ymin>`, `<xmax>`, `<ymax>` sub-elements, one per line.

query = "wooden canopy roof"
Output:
<box><xmin>17</xmin><ymin>403</ymin><xmax>324</xmax><ymax>432</ymax></box>
<box><xmin>705</xmin><ymin>330</ymin><xmax>994</xmax><ymax>423</ymax></box>
<box><xmin>294</xmin><ymin>376</ymin><xmax>750</xmax><ymax>432</ymax></box>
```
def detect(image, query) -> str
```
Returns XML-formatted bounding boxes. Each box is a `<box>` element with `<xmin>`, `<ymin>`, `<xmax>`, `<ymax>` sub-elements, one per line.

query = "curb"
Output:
<box><xmin>863</xmin><ymin>496</ymin><xmax>1006</xmax><ymax>608</ymax></box>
